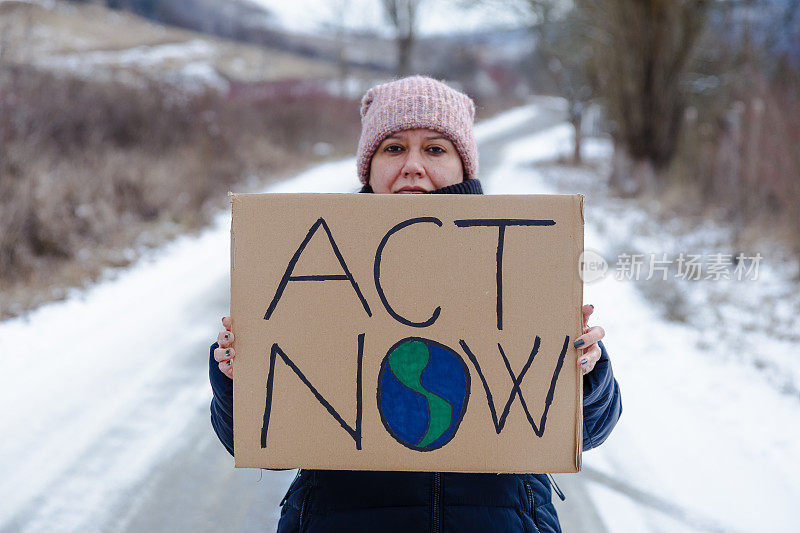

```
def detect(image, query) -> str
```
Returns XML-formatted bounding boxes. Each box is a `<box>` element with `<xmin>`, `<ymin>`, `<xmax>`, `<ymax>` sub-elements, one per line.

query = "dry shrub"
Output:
<box><xmin>0</xmin><ymin>65</ymin><xmax>362</xmax><ymax>314</ymax></box>
<box><xmin>664</xmin><ymin>68</ymin><xmax>800</xmax><ymax>274</ymax></box>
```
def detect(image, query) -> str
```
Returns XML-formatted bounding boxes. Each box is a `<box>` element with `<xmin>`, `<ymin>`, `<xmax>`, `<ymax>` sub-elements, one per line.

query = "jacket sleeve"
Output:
<box><xmin>209</xmin><ymin>341</ymin><xmax>234</xmax><ymax>456</ymax></box>
<box><xmin>582</xmin><ymin>339</ymin><xmax>622</xmax><ymax>451</ymax></box>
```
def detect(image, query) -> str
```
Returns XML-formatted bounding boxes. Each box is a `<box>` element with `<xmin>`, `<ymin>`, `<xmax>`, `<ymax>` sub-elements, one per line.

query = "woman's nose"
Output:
<box><xmin>401</xmin><ymin>151</ymin><xmax>425</xmax><ymax>177</ymax></box>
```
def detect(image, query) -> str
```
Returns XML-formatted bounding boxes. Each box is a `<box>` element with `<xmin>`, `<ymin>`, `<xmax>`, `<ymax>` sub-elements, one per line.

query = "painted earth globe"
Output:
<box><xmin>377</xmin><ymin>337</ymin><xmax>470</xmax><ymax>451</ymax></box>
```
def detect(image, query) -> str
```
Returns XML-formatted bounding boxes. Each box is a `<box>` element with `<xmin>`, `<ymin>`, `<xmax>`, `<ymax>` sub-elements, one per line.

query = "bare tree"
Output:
<box><xmin>576</xmin><ymin>0</ymin><xmax>710</xmax><ymax>195</ymax></box>
<box><xmin>381</xmin><ymin>0</ymin><xmax>421</xmax><ymax>76</ymax></box>
<box><xmin>322</xmin><ymin>0</ymin><xmax>352</xmax><ymax>96</ymax></box>
<box><xmin>511</xmin><ymin>0</ymin><xmax>709</xmax><ymax>189</ymax></box>
<box><xmin>525</xmin><ymin>0</ymin><xmax>595</xmax><ymax>164</ymax></box>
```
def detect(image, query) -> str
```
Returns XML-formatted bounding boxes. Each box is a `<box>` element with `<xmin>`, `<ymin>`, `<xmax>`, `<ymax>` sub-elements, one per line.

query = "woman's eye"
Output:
<box><xmin>385</xmin><ymin>144</ymin><xmax>403</xmax><ymax>153</ymax></box>
<box><xmin>427</xmin><ymin>145</ymin><xmax>445</xmax><ymax>154</ymax></box>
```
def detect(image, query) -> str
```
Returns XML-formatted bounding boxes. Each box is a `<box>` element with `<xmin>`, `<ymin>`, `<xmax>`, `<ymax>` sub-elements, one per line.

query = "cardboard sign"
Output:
<box><xmin>230</xmin><ymin>192</ymin><xmax>585</xmax><ymax>473</ymax></box>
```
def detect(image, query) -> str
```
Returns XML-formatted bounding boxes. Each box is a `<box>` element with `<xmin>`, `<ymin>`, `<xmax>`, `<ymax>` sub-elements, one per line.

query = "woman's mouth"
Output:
<box><xmin>397</xmin><ymin>187</ymin><xmax>427</xmax><ymax>194</ymax></box>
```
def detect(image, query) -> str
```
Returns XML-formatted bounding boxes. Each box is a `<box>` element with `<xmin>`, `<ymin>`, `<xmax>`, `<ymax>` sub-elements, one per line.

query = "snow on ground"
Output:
<box><xmin>474</xmin><ymin>100</ymin><xmax>566</xmax><ymax>144</ymax></box>
<box><xmin>2</xmin><ymin>102</ymin><xmax>798</xmax><ymax>532</ymax></box>
<box><xmin>483</xmin><ymin>127</ymin><xmax>800</xmax><ymax>532</ymax></box>
<box><xmin>25</xmin><ymin>33</ymin><xmax>230</xmax><ymax>93</ymax></box>
<box><xmin>29</xmin><ymin>38</ymin><xmax>231</xmax><ymax>93</ymax></box>
<box><xmin>248</xmin><ymin>0</ymin><xmax>525</xmax><ymax>37</ymax></box>
<box><xmin>34</xmin><ymin>39</ymin><xmax>217</xmax><ymax>70</ymax></box>
<box><xmin>0</xmin><ymin>0</ymin><xmax>55</xmax><ymax>7</ymax></box>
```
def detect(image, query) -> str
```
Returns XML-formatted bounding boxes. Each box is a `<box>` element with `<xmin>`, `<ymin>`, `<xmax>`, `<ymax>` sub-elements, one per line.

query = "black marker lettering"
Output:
<box><xmin>261</xmin><ymin>333</ymin><xmax>364</xmax><ymax>449</ymax></box>
<box><xmin>453</xmin><ymin>219</ymin><xmax>555</xmax><ymax>330</ymax></box>
<box><xmin>459</xmin><ymin>335</ymin><xmax>569</xmax><ymax>437</ymax></box>
<box><xmin>374</xmin><ymin>217</ymin><xmax>443</xmax><ymax>328</ymax></box>
<box><xmin>264</xmin><ymin>217</ymin><xmax>371</xmax><ymax>320</ymax></box>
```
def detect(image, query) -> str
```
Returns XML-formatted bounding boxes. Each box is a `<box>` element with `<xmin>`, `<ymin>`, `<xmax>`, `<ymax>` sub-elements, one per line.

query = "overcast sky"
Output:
<box><xmin>248</xmin><ymin>0</ymin><xmax>529</xmax><ymax>37</ymax></box>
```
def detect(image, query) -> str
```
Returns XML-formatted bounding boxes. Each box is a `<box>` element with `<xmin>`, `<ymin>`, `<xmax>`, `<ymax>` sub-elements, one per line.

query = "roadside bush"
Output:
<box><xmin>0</xmin><ymin>66</ymin><xmax>362</xmax><ymax>313</ymax></box>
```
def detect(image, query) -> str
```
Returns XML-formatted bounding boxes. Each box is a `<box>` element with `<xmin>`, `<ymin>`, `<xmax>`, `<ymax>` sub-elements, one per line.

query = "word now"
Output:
<box><xmin>260</xmin><ymin>333</ymin><xmax>570</xmax><ymax>451</ymax></box>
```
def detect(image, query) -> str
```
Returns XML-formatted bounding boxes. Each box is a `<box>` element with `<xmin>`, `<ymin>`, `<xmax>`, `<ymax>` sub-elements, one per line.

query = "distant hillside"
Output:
<box><xmin>0</xmin><ymin>0</ymin><xmax>374</xmax><ymax>318</ymax></box>
<box><xmin>69</xmin><ymin>0</ymin><xmax>397</xmax><ymax>72</ymax></box>
<box><xmin>65</xmin><ymin>0</ymin><xmax>541</xmax><ymax>93</ymax></box>
<box><xmin>0</xmin><ymin>0</ymin><xmax>375</xmax><ymax>92</ymax></box>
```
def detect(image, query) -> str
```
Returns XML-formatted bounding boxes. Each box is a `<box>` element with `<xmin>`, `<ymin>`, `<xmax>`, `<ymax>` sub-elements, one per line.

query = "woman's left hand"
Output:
<box><xmin>574</xmin><ymin>304</ymin><xmax>605</xmax><ymax>375</ymax></box>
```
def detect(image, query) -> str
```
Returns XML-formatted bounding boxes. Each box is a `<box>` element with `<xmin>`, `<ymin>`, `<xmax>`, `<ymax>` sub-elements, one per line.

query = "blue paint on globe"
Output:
<box><xmin>377</xmin><ymin>337</ymin><xmax>471</xmax><ymax>451</ymax></box>
<box><xmin>379</xmin><ymin>361</ymin><xmax>429</xmax><ymax>446</ymax></box>
<box><xmin>419</xmin><ymin>343</ymin><xmax>470</xmax><ymax>450</ymax></box>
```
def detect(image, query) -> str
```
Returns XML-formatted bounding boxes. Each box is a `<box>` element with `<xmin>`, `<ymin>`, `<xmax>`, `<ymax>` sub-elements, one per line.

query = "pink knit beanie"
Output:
<box><xmin>357</xmin><ymin>75</ymin><xmax>478</xmax><ymax>185</ymax></box>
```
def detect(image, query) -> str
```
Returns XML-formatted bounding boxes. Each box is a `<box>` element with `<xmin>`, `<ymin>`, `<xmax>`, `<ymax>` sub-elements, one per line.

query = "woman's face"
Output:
<box><xmin>369</xmin><ymin>128</ymin><xmax>464</xmax><ymax>193</ymax></box>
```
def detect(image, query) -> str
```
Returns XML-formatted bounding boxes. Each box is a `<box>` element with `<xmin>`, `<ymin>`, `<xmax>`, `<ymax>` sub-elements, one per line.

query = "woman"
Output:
<box><xmin>209</xmin><ymin>76</ymin><xmax>622</xmax><ymax>533</ymax></box>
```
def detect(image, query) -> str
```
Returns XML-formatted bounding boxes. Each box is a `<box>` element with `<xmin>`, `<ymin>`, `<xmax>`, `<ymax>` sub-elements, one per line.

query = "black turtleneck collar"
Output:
<box><xmin>359</xmin><ymin>179</ymin><xmax>483</xmax><ymax>195</ymax></box>
<box><xmin>426</xmin><ymin>179</ymin><xmax>483</xmax><ymax>195</ymax></box>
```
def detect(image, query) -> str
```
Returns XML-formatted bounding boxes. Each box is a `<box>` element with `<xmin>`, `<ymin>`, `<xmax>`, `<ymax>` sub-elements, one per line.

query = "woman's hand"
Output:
<box><xmin>574</xmin><ymin>304</ymin><xmax>605</xmax><ymax>375</ymax></box>
<box><xmin>214</xmin><ymin>316</ymin><xmax>235</xmax><ymax>379</ymax></box>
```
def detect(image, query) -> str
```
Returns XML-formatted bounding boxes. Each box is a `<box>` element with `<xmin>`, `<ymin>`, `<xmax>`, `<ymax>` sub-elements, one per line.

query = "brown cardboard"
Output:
<box><xmin>230</xmin><ymin>192</ymin><xmax>584</xmax><ymax>473</ymax></box>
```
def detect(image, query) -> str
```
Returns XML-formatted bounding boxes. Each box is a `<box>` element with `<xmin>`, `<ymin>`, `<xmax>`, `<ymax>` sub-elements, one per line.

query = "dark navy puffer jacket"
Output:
<box><xmin>209</xmin><ymin>179</ymin><xmax>623</xmax><ymax>533</ymax></box>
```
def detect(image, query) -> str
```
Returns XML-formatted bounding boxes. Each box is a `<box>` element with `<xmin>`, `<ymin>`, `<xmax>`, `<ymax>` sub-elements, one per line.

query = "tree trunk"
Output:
<box><xmin>382</xmin><ymin>0</ymin><xmax>418</xmax><ymax>77</ymax></box>
<box><xmin>632</xmin><ymin>158</ymin><xmax>657</xmax><ymax>196</ymax></box>
<box><xmin>571</xmin><ymin>111</ymin><xmax>582</xmax><ymax>164</ymax></box>
<box><xmin>610</xmin><ymin>143</ymin><xmax>634</xmax><ymax>196</ymax></box>
<box><xmin>610</xmin><ymin>143</ymin><xmax>657</xmax><ymax>197</ymax></box>
<box><xmin>397</xmin><ymin>35</ymin><xmax>413</xmax><ymax>77</ymax></box>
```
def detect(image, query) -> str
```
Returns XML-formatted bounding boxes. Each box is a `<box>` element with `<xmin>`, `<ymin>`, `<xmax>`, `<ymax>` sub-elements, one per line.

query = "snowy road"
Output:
<box><xmin>1</xmin><ymin>99</ymin><xmax>572</xmax><ymax>532</ymax></box>
<box><xmin>4</xmin><ymin>97</ymin><xmax>798</xmax><ymax>533</ymax></box>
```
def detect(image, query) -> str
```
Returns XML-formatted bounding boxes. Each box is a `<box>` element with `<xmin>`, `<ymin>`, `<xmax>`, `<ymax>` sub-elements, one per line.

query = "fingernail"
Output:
<box><xmin>226</xmin><ymin>361</ymin><xmax>231</xmax><ymax>366</ymax></box>
<box><xmin>590</xmin><ymin>304</ymin><xmax>594</xmax><ymax>310</ymax></box>
<box><xmin>574</xmin><ymin>339</ymin><xmax>585</xmax><ymax>348</ymax></box>
<box><xmin>580</xmin><ymin>358</ymin><xmax>588</xmax><ymax>366</ymax></box>
<box><xmin>224</xmin><ymin>334</ymin><xmax>229</xmax><ymax>340</ymax></box>
<box><xmin>226</xmin><ymin>349</ymin><xmax>230</xmax><ymax>356</ymax></box>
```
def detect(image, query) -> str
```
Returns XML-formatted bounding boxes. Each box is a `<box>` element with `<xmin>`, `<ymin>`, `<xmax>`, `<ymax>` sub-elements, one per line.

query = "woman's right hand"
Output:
<box><xmin>214</xmin><ymin>316</ymin><xmax>235</xmax><ymax>379</ymax></box>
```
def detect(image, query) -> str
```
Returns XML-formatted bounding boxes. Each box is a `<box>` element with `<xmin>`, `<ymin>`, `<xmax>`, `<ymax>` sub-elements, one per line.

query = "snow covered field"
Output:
<box><xmin>0</xmin><ymin>0</ymin><xmax>341</xmax><ymax>93</ymax></box>
<box><xmin>2</xmin><ymin>101</ymin><xmax>797</xmax><ymax>532</ymax></box>
<box><xmin>249</xmin><ymin>0</ymin><xmax>523</xmax><ymax>37</ymax></box>
<box><xmin>489</xmin><ymin>126</ymin><xmax>800</xmax><ymax>532</ymax></box>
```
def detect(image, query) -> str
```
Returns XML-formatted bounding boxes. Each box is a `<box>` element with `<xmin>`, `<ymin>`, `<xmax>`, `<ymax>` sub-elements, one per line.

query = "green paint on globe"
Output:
<box><xmin>387</xmin><ymin>340</ymin><xmax>453</xmax><ymax>448</ymax></box>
